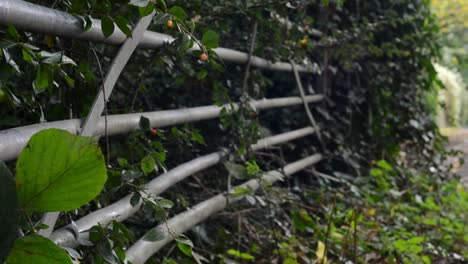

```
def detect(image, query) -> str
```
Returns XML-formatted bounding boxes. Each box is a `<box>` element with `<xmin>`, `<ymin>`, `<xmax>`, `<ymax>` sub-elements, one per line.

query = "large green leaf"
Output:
<box><xmin>6</xmin><ymin>235</ymin><xmax>72</xmax><ymax>264</ymax></box>
<box><xmin>16</xmin><ymin>129</ymin><xmax>107</xmax><ymax>213</ymax></box>
<box><xmin>202</xmin><ymin>30</ymin><xmax>219</xmax><ymax>49</ymax></box>
<box><xmin>0</xmin><ymin>161</ymin><xmax>18</xmax><ymax>263</ymax></box>
<box><xmin>168</xmin><ymin>6</ymin><xmax>187</xmax><ymax>21</ymax></box>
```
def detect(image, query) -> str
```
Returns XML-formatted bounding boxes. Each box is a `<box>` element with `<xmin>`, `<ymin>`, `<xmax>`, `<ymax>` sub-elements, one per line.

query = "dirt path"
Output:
<box><xmin>441</xmin><ymin>128</ymin><xmax>468</xmax><ymax>184</ymax></box>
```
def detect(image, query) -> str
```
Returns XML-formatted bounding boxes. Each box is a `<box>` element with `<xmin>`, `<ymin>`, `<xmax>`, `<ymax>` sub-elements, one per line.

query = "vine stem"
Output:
<box><xmin>228</xmin><ymin>19</ymin><xmax>259</xmax><ymax>193</ymax></box>
<box><xmin>323</xmin><ymin>196</ymin><xmax>336</xmax><ymax>264</ymax></box>
<box><xmin>241</xmin><ymin>20</ymin><xmax>259</xmax><ymax>95</ymax></box>
<box><xmin>91</xmin><ymin>47</ymin><xmax>110</xmax><ymax>166</ymax></box>
<box><xmin>290</xmin><ymin>60</ymin><xmax>326</xmax><ymax>151</ymax></box>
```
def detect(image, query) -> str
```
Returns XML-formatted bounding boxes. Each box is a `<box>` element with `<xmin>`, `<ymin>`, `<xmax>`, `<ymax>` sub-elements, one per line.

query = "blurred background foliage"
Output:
<box><xmin>431</xmin><ymin>0</ymin><xmax>468</xmax><ymax>127</ymax></box>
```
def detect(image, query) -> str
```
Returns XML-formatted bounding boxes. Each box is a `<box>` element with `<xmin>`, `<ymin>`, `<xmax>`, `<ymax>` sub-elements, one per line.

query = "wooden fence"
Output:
<box><xmin>0</xmin><ymin>1</ymin><xmax>324</xmax><ymax>263</ymax></box>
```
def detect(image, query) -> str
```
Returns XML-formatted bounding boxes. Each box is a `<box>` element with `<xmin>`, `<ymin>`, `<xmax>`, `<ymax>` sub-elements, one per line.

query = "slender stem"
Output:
<box><xmin>91</xmin><ymin>47</ymin><xmax>110</xmax><ymax>166</ymax></box>
<box><xmin>242</xmin><ymin>20</ymin><xmax>259</xmax><ymax>95</ymax></box>
<box><xmin>322</xmin><ymin>196</ymin><xmax>336</xmax><ymax>264</ymax></box>
<box><xmin>290</xmin><ymin>60</ymin><xmax>326</xmax><ymax>151</ymax></box>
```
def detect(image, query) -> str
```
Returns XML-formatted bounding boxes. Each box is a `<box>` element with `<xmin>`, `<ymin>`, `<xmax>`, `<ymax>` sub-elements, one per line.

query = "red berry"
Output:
<box><xmin>150</xmin><ymin>129</ymin><xmax>158</xmax><ymax>136</ymax></box>
<box><xmin>200</xmin><ymin>53</ymin><xmax>208</xmax><ymax>62</ymax></box>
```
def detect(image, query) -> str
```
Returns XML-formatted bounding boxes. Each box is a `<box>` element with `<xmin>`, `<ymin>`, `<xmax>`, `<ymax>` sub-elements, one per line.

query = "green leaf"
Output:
<box><xmin>3</xmin><ymin>49</ymin><xmax>21</xmax><ymax>73</ymax></box>
<box><xmin>63</xmin><ymin>72</ymin><xmax>75</xmax><ymax>87</ymax></box>
<box><xmin>96</xmin><ymin>239</ymin><xmax>121</xmax><ymax>264</ymax></box>
<box><xmin>41</xmin><ymin>51</ymin><xmax>62</xmax><ymax>64</ymax></box>
<box><xmin>224</xmin><ymin>162</ymin><xmax>248</xmax><ymax>180</ymax></box>
<box><xmin>139</xmin><ymin>3</ymin><xmax>155</xmax><ymax>17</ymax></box>
<box><xmin>157</xmin><ymin>199</ymin><xmax>174</xmax><ymax>209</ymax></box>
<box><xmin>291</xmin><ymin>209</ymin><xmax>314</xmax><ymax>232</ymax></box>
<box><xmin>122</xmin><ymin>170</ymin><xmax>143</xmax><ymax>182</ymax></box>
<box><xmin>177</xmin><ymin>242</ymin><xmax>192</xmax><ymax>256</ymax></box>
<box><xmin>101</xmin><ymin>16</ymin><xmax>115</xmax><ymax>38</ymax></box>
<box><xmin>0</xmin><ymin>41</ymin><xmax>16</xmax><ymax>49</ymax></box>
<box><xmin>168</xmin><ymin>6</ymin><xmax>187</xmax><ymax>21</ymax></box>
<box><xmin>89</xmin><ymin>225</ymin><xmax>105</xmax><ymax>243</ymax></box>
<box><xmin>139</xmin><ymin>116</ymin><xmax>151</xmax><ymax>130</ymax></box>
<box><xmin>83</xmin><ymin>16</ymin><xmax>93</xmax><ymax>31</ymax></box>
<box><xmin>421</xmin><ymin>255</ymin><xmax>431</xmax><ymax>264</ymax></box>
<box><xmin>202</xmin><ymin>30</ymin><xmax>219</xmax><ymax>49</ymax></box>
<box><xmin>130</xmin><ymin>192</ymin><xmax>141</xmax><ymax>207</ymax></box>
<box><xmin>154</xmin><ymin>205</ymin><xmax>166</xmax><ymax>222</ymax></box>
<box><xmin>115</xmin><ymin>16</ymin><xmax>132</xmax><ymax>38</ymax></box>
<box><xmin>117</xmin><ymin>158</ymin><xmax>128</xmax><ymax>167</ymax></box>
<box><xmin>245</xmin><ymin>161</ymin><xmax>260</xmax><ymax>176</ymax></box>
<box><xmin>230</xmin><ymin>186</ymin><xmax>252</xmax><ymax>197</ymax></box>
<box><xmin>376</xmin><ymin>160</ymin><xmax>392</xmax><ymax>171</ymax></box>
<box><xmin>70</xmin><ymin>0</ymin><xmax>85</xmax><ymax>13</ymax></box>
<box><xmin>0</xmin><ymin>161</ymin><xmax>18</xmax><ymax>263</ymax></box>
<box><xmin>6</xmin><ymin>25</ymin><xmax>20</xmax><ymax>41</ymax></box>
<box><xmin>408</xmin><ymin>236</ymin><xmax>424</xmax><ymax>244</ymax></box>
<box><xmin>141</xmin><ymin>155</ymin><xmax>156</xmax><ymax>175</ymax></box>
<box><xmin>16</xmin><ymin>129</ymin><xmax>107</xmax><ymax>213</ymax></box>
<box><xmin>6</xmin><ymin>235</ymin><xmax>72</xmax><ymax>264</ymax></box>
<box><xmin>129</xmin><ymin>0</ymin><xmax>150</xmax><ymax>7</ymax></box>
<box><xmin>60</xmin><ymin>55</ymin><xmax>77</xmax><ymax>66</ymax></box>
<box><xmin>33</xmin><ymin>64</ymin><xmax>53</xmax><ymax>93</ymax></box>
<box><xmin>190</xmin><ymin>130</ymin><xmax>205</xmax><ymax>144</ymax></box>
<box><xmin>321</xmin><ymin>0</ymin><xmax>330</xmax><ymax>6</ymax></box>
<box><xmin>21</xmin><ymin>49</ymin><xmax>34</xmax><ymax>63</ymax></box>
<box><xmin>196</xmin><ymin>70</ymin><xmax>208</xmax><ymax>80</ymax></box>
<box><xmin>143</xmin><ymin>227</ymin><xmax>166</xmax><ymax>242</ymax></box>
<box><xmin>22</xmin><ymin>43</ymin><xmax>40</xmax><ymax>51</ymax></box>
<box><xmin>112</xmin><ymin>221</ymin><xmax>134</xmax><ymax>242</ymax></box>
<box><xmin>227</xmin><ymin>249</ymin><xmax>255</xmax><ymax>260</ymax></box>
<box><xmin>175</xmin><ymin>234</ymin><xmax>193</xmax><ymax>247</ymax></box>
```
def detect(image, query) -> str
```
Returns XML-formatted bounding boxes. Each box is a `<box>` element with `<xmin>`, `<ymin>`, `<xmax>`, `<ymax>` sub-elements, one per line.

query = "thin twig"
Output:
<box><xmin>308</xmin><ymin>168</ymin><xmax>342</xmax><ymax>183</ymax></box>
<box><xmin>322</xmin><ymin>196</ymin><xmax>336</xmax><ymax>264</ymax></box>
<box><xmin>352</xmin><ymin>209</ymin><xmax>358</xmax><ymax>263</ymax></box>
<box><xmin>241</xmin><ymin>20</ymin><xmax>259</xmax><ymax>95</ymax></box>
<box><xmin>90</xmin><ymin>47</ymin><xmax>110</xmax><ymax>165</ymax></box>
<box><xmin>290</xmin><ymin>60</ymin><xmax>326</xmax><ymax>151</ymax></box>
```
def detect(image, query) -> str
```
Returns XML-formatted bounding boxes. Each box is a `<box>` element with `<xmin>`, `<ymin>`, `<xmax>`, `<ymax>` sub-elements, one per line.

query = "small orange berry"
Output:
<box><xmin>300</xmin><ymin>38</ymin><xmax>308</xmax><ymax>46</ymax></box>
<box><xmin>166</xmin><ymin>20</ymin><xmax>174</xmax><ymax>29</ymax></box>
<box><xmin>200</xmin><ymin>53</ymin><xmax>208</xmax><ymax>62</ymax></box>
